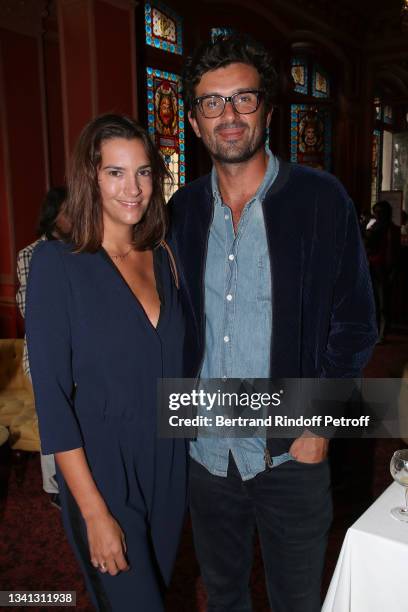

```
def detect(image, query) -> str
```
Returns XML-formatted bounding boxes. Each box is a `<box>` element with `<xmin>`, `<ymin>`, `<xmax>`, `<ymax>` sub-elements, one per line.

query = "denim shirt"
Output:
<box><xmin>190</xmin><ymin>149</ymin><xmax>282</xmax><ymax>480</ymax></box>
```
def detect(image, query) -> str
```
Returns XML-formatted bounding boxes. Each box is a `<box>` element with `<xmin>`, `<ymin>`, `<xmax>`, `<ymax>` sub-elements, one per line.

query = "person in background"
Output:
<box><xmin>16</xmin><ymin>186</ymin><xmax>67</xmax><ymax>509</ymax></box>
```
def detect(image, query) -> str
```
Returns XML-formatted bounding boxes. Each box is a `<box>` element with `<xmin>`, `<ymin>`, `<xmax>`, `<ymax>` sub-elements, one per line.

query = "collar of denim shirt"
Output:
<box><xmin>211</xmin><ymin>145</ymin><xmax>280</xmax><ymax>209</ymax></box>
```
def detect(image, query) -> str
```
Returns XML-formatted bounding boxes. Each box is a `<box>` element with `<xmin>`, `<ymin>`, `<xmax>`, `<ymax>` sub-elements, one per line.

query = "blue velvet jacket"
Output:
<box><xmin>169</xmin><ymin>161</ymin><xmax>378</xmax><ymax>454</ymax></box>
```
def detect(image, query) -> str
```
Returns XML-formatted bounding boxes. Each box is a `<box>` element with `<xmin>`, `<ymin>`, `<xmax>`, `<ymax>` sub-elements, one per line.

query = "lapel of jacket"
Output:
<box><xmin>262</xmin><ymin>181</ymin><xmax>304</xmax><ymax>378</ymax></box>
<box><xmin>178</xmin><ymin>176</ymin><xmax>213</xmax><ymax>345</ymax></box>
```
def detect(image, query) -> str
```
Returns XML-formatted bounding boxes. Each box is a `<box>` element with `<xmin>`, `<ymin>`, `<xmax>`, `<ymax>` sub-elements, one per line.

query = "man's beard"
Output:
<box><xmin>207</xmin><ymin>120</ymin><xmax>267</xmax><ymax>164</ymax></box>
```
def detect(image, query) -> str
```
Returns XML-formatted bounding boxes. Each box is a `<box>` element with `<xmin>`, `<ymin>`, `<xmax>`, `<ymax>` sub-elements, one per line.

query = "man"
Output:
<box><xmin>16</xmin><ymin>186</ymin><xmax>66</xmax><ymax>510</ymax></box>
<box><xmin>169</xmin><ymin>33</ymin><xmax>377</xmax><ymax>611</ymax></box>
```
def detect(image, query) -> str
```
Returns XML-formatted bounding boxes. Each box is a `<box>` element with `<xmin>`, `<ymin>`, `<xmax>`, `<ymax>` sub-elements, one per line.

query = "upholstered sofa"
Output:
<box><xmin>0</xmin><ymin>339</ymin><xmax>40</xmax><ymax>452</ymax></box>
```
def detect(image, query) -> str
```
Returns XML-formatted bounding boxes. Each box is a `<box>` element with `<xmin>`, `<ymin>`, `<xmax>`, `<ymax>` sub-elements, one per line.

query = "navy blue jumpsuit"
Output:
<box><xmin>26</xmin><ymin>240</ymin><xmax>188</xmax><ymax>611</ymax></box>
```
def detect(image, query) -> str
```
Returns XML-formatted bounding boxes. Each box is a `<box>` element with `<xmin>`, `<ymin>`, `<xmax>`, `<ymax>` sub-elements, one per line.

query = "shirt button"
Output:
<box><xmin>228</xmin><ymin>254</ymin><xmax>235</xmax><ymax>261</ymax></box>
<box><xmin>224</xmin><ymin>214</ymin><xmax>229</xmax><ymax>220</ymax></box>
<box><xmin>223</xmin><ymin>335</ymin><xmax>230</xmax><ymax>343</ymax></box>
<box><xmin>226</xmin><ymin>294</ymin><xmax>233</xmax><ymax>301</ymax></box>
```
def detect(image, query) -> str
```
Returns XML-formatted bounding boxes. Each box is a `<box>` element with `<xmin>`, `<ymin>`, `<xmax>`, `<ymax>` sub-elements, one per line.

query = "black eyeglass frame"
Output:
<box><xmin>192</xmin><ymin>89</ymin><xmax>265</xmax><ymax>118</ymax></box>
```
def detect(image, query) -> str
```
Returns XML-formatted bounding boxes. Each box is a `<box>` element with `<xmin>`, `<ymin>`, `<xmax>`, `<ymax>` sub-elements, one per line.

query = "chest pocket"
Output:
<box><xmin>257</xmin><ymin>252</ymin><xmax>272</xmax><ymax>304</ymax></box>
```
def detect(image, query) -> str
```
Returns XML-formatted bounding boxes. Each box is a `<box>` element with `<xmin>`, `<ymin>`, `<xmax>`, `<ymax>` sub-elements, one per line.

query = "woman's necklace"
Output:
<box><xmin>105</xmin><ymin>246</ymin><xmax>133</xmax><ymax>261</ymax></box>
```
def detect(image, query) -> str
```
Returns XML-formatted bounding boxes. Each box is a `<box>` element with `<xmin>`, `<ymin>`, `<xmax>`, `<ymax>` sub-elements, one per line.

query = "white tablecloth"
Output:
<box><xmin>322</xmin><ymin>481</ymin><xmax>408</xmax><ymax>612</ymax></box>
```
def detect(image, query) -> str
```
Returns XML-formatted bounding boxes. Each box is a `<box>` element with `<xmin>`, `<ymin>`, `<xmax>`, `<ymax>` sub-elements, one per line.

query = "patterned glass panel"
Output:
<box><xmin>290</xmin><ymin>104</ymin><xmax>331</xmax><ymax>171</ymax></box>
<box><xmin>210</xmin><ymin>27</ymin><xmax>234</xmax><ymax>41</ymax></box>
<box><xmin>291</xmin><ymin>58</ymin><xmax>308</xmax><ymax>95</ymax></box>
<box><xmin>374</xmin><ymin>96</ymin><xmax>382</xmax><ymax>121</ymax></box>
<box><xmin>312</xmin><ymin>64</ymin><xmax>330</xmax><ymax>99</ymax></box>
<box><xmin>145</xmin><ymin>1</ymin><xmax>182</xmax><ymax>55</ymax></box>
<box><xmin>146</xmin><ymin>67</ymin><xmax>185</xmax><ymax>200</ymax></box>
<box><xmin>384</xmin><ymin>105</ymin><xmax>393</xmax><ymax>125</ymax></box>
<box><xmin>371</xmin><ymin>129</ymin><xmax>381</xmax><ymax>207</ymax></box>
<box><xmin>392</xmin><ymin>132</ymin><xmax>408</xmax><ymax>215</ymax></box>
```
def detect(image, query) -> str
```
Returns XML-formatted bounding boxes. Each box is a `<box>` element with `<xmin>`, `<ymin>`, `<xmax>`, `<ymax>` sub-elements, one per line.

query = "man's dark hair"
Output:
<box><xmin>37</xmin><ymin>186</ymin><xmax>67</xmax><ymax>239</ymax></box>
<box><xmin>183</xmin><ymin>32</ymin><xmax>278</xmax><ymax>113</ymax></box>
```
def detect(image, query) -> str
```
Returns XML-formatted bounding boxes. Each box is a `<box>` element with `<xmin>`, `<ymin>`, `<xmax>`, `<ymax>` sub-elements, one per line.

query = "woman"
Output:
<box><xmin>26</xmin><ymin>114</ymin><xmax>188</xmax><ymax>611</ymax></box>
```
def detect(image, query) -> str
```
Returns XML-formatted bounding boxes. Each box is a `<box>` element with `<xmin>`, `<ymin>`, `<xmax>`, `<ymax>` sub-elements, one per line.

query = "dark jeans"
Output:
<box><xmin>189</xmin><ymin>454</ymin><xmax>332</xmax><ymax>612</ymax></box>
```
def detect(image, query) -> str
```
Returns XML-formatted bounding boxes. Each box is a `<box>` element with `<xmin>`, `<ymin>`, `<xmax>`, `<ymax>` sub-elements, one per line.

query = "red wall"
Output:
<box><xmin>0</xmin><ymin>28</ymin><xmax>48</xmax><ymax>337</ymax></box>
<box><xmin>94</xmin><ymin>1</ymin><xmax>134</xmax><ymax>116</ymax></box>
<box><xmin>0</xmin><ymin>86</ymin><xmax>16</xmax><ymax>337</ymax></box>
<box><xmin>0</xmin><ymin>105</ymin><xmax>13</xmax><ymax>281</ymax></box>
<box><xmin>44</xmin><ymin>37</ymin><xmax>65</xmax><ymax>187</ymax></box>
<box><xmin>0</xmin><ymin>29</ymin><xmax>47</xmax><ymax>252</ymax></box>
<box><xmin>59</xmin><ymin>0</ymin><xmax>93</xmax><ymax>156</ymax></box>
<box><xmin>0</xmin><ymin>1</ymin><xmax>136</xmax><ymax>337</ymax></box>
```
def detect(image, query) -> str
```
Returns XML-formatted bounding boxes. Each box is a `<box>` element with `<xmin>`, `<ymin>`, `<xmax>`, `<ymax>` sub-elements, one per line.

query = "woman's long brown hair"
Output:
<box><xmin>63</xmin><ymin>114</ymin><xmax>172</xmax><ymax>252</ymax></box>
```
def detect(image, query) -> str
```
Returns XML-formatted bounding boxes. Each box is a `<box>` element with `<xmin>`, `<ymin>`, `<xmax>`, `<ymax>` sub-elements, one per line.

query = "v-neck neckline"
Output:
<box><xmin>100</xmin><ymin>247</ymin><xmax>163</xmax><ymax>332</ymax></box>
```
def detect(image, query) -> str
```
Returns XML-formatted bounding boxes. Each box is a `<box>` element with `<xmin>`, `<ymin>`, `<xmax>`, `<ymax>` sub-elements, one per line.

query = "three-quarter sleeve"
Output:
<box><xmin>25</xmin><ymin>242</ymin><xmax>83</xmax><ymax>454</ymax></box>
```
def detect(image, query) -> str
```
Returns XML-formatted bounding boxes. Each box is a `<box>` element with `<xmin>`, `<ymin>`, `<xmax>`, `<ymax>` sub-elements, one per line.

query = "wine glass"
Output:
<box><xmin>390</xmin><ymin>449</ymin><xmax>408</xmax><ymax>522</ymax></box>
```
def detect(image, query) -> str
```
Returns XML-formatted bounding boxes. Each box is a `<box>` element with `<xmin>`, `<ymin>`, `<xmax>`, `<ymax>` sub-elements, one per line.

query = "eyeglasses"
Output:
<box><xmin>193</xmin><ymin>90</ymin><xmax>264</xmax><ymax>118</ymax></box>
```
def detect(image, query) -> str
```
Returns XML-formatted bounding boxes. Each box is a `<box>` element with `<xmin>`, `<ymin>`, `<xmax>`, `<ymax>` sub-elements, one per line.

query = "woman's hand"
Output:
<box><xmin>54</xmin><ymin>449</ymin><xmax>130</xmax><ymax>577</ymax></box>
<box><xmin>86</xmin><ymin>511</ymin><xmax>130</xmax><ymax>576</ymax></box>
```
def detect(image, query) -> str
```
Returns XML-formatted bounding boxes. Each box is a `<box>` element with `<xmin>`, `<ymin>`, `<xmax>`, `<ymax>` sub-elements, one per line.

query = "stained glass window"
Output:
<box><xmin>312</xmin><ymin>64</ymin><xmax>330</xmax><ymax>98</ymax></box>
<box><xmin>210</xmin><ymin>27</ymin><xmax>234</xmax><ymax>41</ymax></box>
<box><xmin>146</xmin><ymin>67</ymin><xmax>185</xmax><ymax>199</ymax></box>
<box><xmin>145</xmin><ymin>1</ymin><xmax>182</xmax><ymax>55</ymax></box>
<box><xmin>291</xmin><ymin>58</ymin><xmax>308</xmax><ymax>95</ymax></box>
<box><xmin>371</xmin><ymin>129</ymin><xmax>381</xmax><ymax>207</ymax></box>
<box><xmin>384</xmin><ymin>105</ymin><xmax>393</xmax><ymax>125</ymax></box>
<box><xmin>392</xmin><ymin>132</ymin><xmax>408</xmax><ymax>213</ymax></box>
<box><xmin>290</xmin><ymin>105</ymin><xmax>331</xmax><ymax>171</ymax></box>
